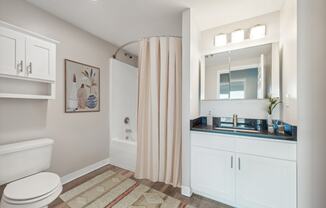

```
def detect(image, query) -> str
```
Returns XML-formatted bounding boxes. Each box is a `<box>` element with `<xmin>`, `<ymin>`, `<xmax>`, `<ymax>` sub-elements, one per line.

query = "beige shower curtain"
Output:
<box><xmin>135</xmin><ymin>37</ymin><xmax>182</xmax><ymax>187</ymax></box>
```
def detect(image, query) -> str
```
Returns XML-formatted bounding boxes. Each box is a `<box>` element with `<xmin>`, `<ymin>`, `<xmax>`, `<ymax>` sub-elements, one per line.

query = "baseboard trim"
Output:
<box><xmin>181</xmin><ymin>186</ymin><xmax>193</xmax><ymax>197</ymax></box>
<box><xmin>109</xmin><ymin>159</ymin><xmax>135</xmax><ymax>172</ymax></box>
<box><xmin>61</xmin><ymin>158</ymin><xmax>111</xmax><ymax>184</ymax></box>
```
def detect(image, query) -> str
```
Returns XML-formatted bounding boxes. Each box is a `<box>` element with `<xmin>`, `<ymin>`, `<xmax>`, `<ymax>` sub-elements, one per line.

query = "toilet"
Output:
<box><xmin>0</xmin><ymin>138</ymin><xmax>62</xmax><ymax>208</ymax></box>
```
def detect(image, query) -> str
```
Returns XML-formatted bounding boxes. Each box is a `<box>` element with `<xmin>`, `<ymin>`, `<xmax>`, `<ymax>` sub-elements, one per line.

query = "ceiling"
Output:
<box><xmin>26</xmin><ymin>0</ymin><xmax>285</xmax><ymax>55</ymax></box>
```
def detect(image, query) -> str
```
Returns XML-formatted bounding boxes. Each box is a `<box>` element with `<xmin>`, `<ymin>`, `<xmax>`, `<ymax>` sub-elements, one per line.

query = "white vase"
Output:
<box><xmin>68</xmin><ymin>82</ymin><xmax>78</xmax><ymax>110</ymax></box>
<box><xmin>267</xmin><ymin>114</ymin><xmax>274</xmax><ymax>133</ymax></box>
<box><xmin>267</xmin><ymin>114</ymin><xmax>273</xmax><ymax>126</ymax></box>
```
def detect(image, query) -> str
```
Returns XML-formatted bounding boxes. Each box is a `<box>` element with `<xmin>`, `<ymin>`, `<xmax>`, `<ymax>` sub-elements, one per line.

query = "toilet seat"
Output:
<box><xmin>1</xmin><ymin>172</ymin><xmax>62</xmax><ymax>208</ymax></box>
<box><xmin>4</xmin><ymin>172</ymin><xmax>61</xmax><ymax>202</ymax></box>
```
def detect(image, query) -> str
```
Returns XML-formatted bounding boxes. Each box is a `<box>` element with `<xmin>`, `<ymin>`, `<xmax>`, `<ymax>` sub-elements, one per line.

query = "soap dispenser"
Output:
<box><xmin>207</xmin><ymin>111</ymin><xmax>213</xmax><ymax>126</ymax></box>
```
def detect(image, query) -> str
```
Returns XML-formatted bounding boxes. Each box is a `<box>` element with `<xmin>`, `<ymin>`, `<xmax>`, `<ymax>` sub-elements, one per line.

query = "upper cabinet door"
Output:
<box><xmin>26</xmin><ymin>37</ymin><xmax>56</xmax><ymax>81</ymax></box>
<box><xmin>0</xmin><ymin>27</ymin><xmax>25</xmax><ymax>77</ymax></box>
<box><xmin>236</xmin><ymin>153</ymin><xmax>296</xmax><ymax>208</ymax></box>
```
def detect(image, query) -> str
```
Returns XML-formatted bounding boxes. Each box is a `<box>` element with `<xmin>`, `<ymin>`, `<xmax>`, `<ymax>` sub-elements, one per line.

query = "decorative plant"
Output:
<box><xmin>81</xmin><ymin>68</ymin><xmax>97</xmax><ymax>96</ymax></box>
<box><xmin>81</xmin><ymin>68</ymin><xmax>98</xmax><ymax>108</ymax></box>
<box><xmin>267</xmin><ymin>96</ymin><xmax>281</xmax><ymax>115</ymax></box>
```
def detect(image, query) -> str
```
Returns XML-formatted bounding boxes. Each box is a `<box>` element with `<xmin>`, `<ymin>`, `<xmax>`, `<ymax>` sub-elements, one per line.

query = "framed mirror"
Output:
<box><xmin>201</xmin><ymin>43</ymin><xmax>279</xmax><ymax>100</ymax></box>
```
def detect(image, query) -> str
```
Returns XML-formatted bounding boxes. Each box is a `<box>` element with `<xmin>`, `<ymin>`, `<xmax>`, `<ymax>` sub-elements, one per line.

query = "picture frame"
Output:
<box><xmin>65</xmin><ymin>59</ymin><xmax>100</xmax><ymax>113</ymax></box>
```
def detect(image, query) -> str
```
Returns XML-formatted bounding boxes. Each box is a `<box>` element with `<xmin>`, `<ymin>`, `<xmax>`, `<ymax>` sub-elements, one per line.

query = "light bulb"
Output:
<box><xmin>214</xmin><ymin>34</ymin><xmax>227</xmax><ymax>47</ymax></box>
<box><xmin>250</xmin><ymin>25</ymin><xmax>266</xmax><ymax>40</ymax></box>
<box><xmin>231</xmin><ymin>29</ymin><xmax>245</xmax><ymax>43</ymax></box>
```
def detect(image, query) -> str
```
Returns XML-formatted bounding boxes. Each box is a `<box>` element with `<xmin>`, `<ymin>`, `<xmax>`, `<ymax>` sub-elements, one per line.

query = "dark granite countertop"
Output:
<box><xmin>190</xmin><ymin>117</ymin><xmax>297</xmax><ymax>142</ymax></box>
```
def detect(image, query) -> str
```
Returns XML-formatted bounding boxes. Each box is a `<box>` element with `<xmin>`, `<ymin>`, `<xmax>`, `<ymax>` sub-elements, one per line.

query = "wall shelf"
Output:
<box><xmin>0</xmin><ymin>76</ymin><xmax>56</xmax><ymax>100</ymax></box>
<box><xmin>0</xmin><ymin>93</ymin><xmax>54</xmax><ymax>100</ymax></box>
<box><xmin>0</xmin><ymin>74</ymin><xmax>55</xmax><ymax>84</ymax></box>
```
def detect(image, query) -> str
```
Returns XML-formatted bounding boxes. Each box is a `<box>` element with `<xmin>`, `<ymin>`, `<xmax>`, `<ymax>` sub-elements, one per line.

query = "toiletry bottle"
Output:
<box><xmin>207</xmin><ymin>111</ymin><xmax>213</xmax><ymax>126</ymax></box>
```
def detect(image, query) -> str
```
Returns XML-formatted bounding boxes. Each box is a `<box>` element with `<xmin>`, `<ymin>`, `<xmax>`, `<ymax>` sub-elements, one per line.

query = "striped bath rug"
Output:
<box><xmin>58</xmin><ymin>170</ymin><xmax>189</xmax><ymax>208</ymax></box>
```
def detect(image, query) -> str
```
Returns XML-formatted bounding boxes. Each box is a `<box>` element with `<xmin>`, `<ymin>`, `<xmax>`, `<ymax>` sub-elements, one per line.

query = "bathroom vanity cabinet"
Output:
<box><xmin>191</xmin><ymin>131</ymin><xmax>296</xmax><ymax>208</ymax></box>
<box><xmin>0</xmin><ymin>21</ymin><xmax>58</xmax><ymax>99</ymax></box>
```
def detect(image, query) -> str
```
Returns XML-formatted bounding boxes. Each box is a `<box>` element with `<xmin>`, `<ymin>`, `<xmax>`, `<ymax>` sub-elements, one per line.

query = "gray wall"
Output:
<box><xmin>0</xmin><ymin>0</ymin><xmax>136</xmax><ymax>177</ymax></box>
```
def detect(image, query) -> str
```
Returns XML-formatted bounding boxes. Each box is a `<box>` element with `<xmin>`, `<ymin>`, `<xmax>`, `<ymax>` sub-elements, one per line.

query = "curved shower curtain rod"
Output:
<box><xmin>112</xmin><ymin>35</ymin><xmax>182</xmax><ymax>59</ymax></box>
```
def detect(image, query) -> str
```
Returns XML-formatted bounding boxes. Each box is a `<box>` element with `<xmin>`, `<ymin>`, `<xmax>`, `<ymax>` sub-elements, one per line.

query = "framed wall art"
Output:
<box><xmin>65</xmin><ymin>59</ymin><xmax>100</xmax><ymax>113</ymax></box>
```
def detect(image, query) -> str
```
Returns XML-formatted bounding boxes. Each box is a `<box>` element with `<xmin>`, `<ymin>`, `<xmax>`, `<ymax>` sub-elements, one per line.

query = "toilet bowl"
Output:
<box><xmin>1</xmin><ymin>172</ymin><xmax>62</xmax><ymax>208</ymax></box>
<box><xmin>0</xmin><ymin>139</ymin><xmax>62</xmax><ymax>208</ymax></box>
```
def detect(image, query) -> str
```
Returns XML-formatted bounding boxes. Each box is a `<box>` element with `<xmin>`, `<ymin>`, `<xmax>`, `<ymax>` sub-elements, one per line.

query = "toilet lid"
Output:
<box><xmin>4</xmin><ymin>172</ymin><xmax>61</xmax><ymax>201</ymax></box>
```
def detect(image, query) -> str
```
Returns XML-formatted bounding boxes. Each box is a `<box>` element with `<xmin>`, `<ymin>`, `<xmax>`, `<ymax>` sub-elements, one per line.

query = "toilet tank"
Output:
<box><xmin>0</xmin><ymin>138</ymin><xmax>54</xmax><ymax>185</ymax></box>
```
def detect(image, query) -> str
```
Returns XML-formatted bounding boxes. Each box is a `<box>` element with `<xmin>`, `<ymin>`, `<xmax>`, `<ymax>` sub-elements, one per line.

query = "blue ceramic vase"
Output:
<box><xmin>87</xmin><ymin>95</ymin><xmax>97</xmax><ymax>109</ymax></box>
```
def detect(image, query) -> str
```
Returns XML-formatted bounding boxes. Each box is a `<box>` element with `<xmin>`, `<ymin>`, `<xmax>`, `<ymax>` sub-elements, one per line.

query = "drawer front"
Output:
<box><xmin>191</xmin><ymin>131</ymin><xmax>236</xmax><ymax>152</ymax></box>
<box><xmin>235</xmin><ymin>137</ymin><xmax>297</xmax><ymax>161</ymax></box>
<box><xmin>191</xmin><ymin>131</ymin><xmax>296</xmax><ymax>161</ymax></box>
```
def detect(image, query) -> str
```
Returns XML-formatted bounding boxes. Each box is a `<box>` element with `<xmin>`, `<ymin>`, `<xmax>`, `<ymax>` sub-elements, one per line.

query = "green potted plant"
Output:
<box><xmin>267</xmin><ymin>96</ymin><xmax>281</xmax><ymax>132</ymax></box>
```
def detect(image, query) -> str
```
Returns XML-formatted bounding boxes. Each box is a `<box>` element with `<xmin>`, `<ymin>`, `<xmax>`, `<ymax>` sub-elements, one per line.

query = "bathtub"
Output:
<box><xmin>109</xmin><ymin>58</ymin><xmax>138</xmax><ymax>172</ymax></box>
<box><xmin>109</xmin><ymin>137</ymin><xmax>137</xmax><ymax>172</ymax></box>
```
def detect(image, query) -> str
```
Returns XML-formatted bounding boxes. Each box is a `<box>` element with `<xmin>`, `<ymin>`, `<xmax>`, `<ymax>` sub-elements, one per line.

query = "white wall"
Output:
<box><xmin>280</xmin><ymin>0</ymin><xmax>298</xmax><ymax>125</ymax></box>
<box><xmin>0</xmin><ymin>0</ymin><xmax>136</xmax><ymax>177</ymax></box>
<box><xmin>109</xmin><ymin>59</ymin><xmax>138</xmax><ymax>142</ymax></box>
<box><xmin>200</xmin><ymin>9</ymin><xmax>297</xmax><ymax>123</ymax></box>
<box><xmin>181</xmin><ymin>9</ymin><xmax>191</xmax><ymax>194</ymax></box>
<box><xmin>200</xmin><ymin>12</ymin><xmax>281</xmax><ymax>119</ymax></box>
<box><xmin>190</xmin><ymin>15</ymin><xmax>201</xmax><ymax>119</ymax></box>
<box><xmin>297</xmin><ymin>0</ymin><xmax>326</xmax><ymax>207</ymax></box>
<box><xmin>181</xmin><ymin>8</ymin><xmax>201</xmax><ymax>195</ymax></box>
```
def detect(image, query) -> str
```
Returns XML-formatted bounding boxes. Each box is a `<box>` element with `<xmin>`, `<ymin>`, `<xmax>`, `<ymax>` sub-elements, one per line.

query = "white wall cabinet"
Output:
<box><xmin>0</xmin><ymin>21</ymin><xmax>58</xmax><ymax>99</ymax></box>
<box><xmin>191</xmin><ymin>131</ymin><xmax>297</xmax><ymax>208</ymax></box>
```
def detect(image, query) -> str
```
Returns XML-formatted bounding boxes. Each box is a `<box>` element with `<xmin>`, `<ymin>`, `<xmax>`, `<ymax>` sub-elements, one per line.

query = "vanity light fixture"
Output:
<box><xmin>231</xmin><ymin>29</ymin><xmax>245</xmax><ymax>43</ymax></box>
<box><xmin>214</xmin><ymin>34</ymin><xmax>227</xmax><ymax>47</ymax></box>
<box><xmin>250</xmin><ymin>25</ymin><xmax>266</xmax><ymax>40</ymax></box>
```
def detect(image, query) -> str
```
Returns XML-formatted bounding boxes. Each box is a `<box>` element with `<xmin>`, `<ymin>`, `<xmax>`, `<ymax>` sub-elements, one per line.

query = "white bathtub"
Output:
<box><xmin>109</xmin><ymin>137</ymin><xmax>137</xmax><ymax>171</ymax></box>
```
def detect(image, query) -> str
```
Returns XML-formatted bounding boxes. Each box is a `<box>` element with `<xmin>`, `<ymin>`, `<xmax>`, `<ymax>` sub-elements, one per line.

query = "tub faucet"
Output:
<box><xmin>233</xmin><ymin>114</ymin><xmax>238</xmax><ymax>127</ymax></box>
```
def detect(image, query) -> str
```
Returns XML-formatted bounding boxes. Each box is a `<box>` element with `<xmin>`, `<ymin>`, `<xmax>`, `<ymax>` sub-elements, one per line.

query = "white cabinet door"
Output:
<box><xmin>26</xmin><ymin>37</ymin><xmax>56</xmax><ymax>81</ymax></box>
<box><xmin>0</xmin><ymin>27</ymin><xmax>25</xmax><ymax>76</ymax></box>
<box><xmin>236</xmin><ymin>153</ymin><xmax>296</xmax><ymax>208</ymax></box>
<box><xmin>191</xmin><ymin>145</ymin><xmax>235</xmax><ymax>205</ymax></box>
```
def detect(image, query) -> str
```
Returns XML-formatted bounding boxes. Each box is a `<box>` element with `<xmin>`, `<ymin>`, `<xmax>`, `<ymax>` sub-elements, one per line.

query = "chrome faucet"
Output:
<box><xmin>232</xmin><ymin>114</ymin><xmax>238</xmax><ymax>127</ymax></box>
